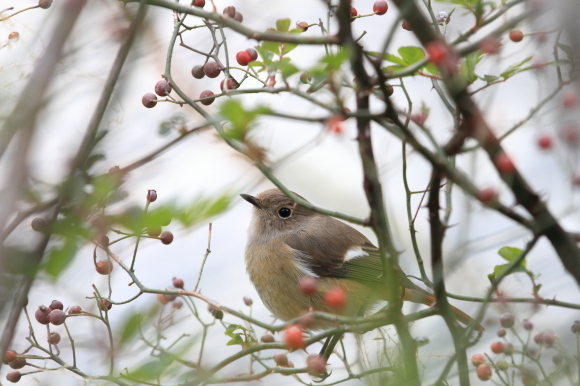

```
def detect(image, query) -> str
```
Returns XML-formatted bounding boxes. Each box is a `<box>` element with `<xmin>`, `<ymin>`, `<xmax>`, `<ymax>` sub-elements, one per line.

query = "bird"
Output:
<box><xmin>241</xmin><ymin>188</ymin><xmax>484</xmax><ymax>333</ymax></box>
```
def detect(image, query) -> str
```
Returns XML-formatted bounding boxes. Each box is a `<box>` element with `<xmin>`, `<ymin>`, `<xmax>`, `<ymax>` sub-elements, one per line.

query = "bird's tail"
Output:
<box><xmin>403</xmin><ymin>288</ymin><xmax>485</xmax><ymax>333</ymax></box>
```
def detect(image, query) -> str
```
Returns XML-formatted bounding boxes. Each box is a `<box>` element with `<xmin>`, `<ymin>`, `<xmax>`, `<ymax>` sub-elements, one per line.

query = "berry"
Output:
<box><xmin>99</xmin><ymin>235</ymin><xmax>109</xmax><ymax>248</ymax></box>
<box><xmin>534</xmin><ymin>332</ymin><xmax>544</xmax><ymax>344</ymax></box>
<box><xmin>523</xmin><ymin>319</ymin><xmax>533</xmax><ymax>330</ymax></box>
<box><xmin>31</xmin><ymin>217</ymin><xmax>47</xmax><ymax>232</ymax></box>
<box><xmin>147</xmin><ymin>189</ymin><xmax>157</xmax><ymax>202</ymax></box>
<box><xmin>476</xmin><ymin>363</ymin><xmax>492</xmax><ymax>381</ymax></box>
<box><xmin>4</xmin><ymin>350</ymin><xmax>17</xmax><ymax>363</ymax></box>
<box><xmin>173</xmin><ymin>277</ymin><xmax>184</xmax><ymax>289</ymax></box>
<box><xmin>203</xmin><ymin>62</ymin><xmax>221</xmax><ymax>78</ymax></box>
<box><xmin>236</xmin><ymin>51</ymin><xmax>252</xmax><ymax>66</ymax></box>
<box><xmin>274</xmin><ymin>352</ymin><xmax>289</xmax><ymax>366</ymax></box>
<box><xmin>191</xmin><ymin>65</ymin><xmax>205</xmax><ymax>79</ymax></box>
<box><xmin>522</xmin><ymin>374</ymin><xmax>538</xmax><ymax>386</ymax></box>
<box><xmin>537</xmin><ymin>134</ymin><xmax>553</xmax><ymax>149</ymax></box>
<box><xmin>402</xmin><ymin>21</ymin><xmax>412</xmax><ymax>31</ymax></box>
<box><xmin>261</xmin><ymin>333</ymin><xmax>275</xmax><ymax>343</ymax></box>
<box><xmin>157</xmin><ymin>293</ymin><xmax>169</xmax><ymax>305</ymax></box>
<box><xmin>8</xmin><ymin>357</ymin><xmax>26</xmax><ymax>369</ymax></box>
<box><xmin>48</xmin><ymin>332</ymin><xmax>61</xmax><ymax>344</ymax></box>
<box><xmin>497</xmin><ymin>328</ymin><xmax>506</xmax><ymax>337</ymax></box>
<box><xmin>142</xmin><ymin>93</ymin><xmax>157</xmax><ymax>108</ymax></box>
<box><xmin>6</xmin><ymin>371</ymin><xmax>21</xmax><ymax>383</ymax></box>
<box><xmin>154</xmin><ymin>80</ymin><xmax>172</xmax><ymax>97</ymax></box>
<box><xmin>306</xmin><ymin>354</ymin><xmax>327</xmax><ymax>376</ymax></box>
<box><xmin>49</xmin><ymin>309</ymin><xmax>66</xmax><ymax>325</ymax></box>
<box><xmin>299</xmin><ymin>277</ymin><xmax>318</xmax><ymax>295</ymax></box>
<box><xmin>284</xmin><ymin>325</ymin><xmax>305</xmax><ymax>350</ymax></box>
<box><xmin>296</xmin><ymin>21</ymin><xmax>309</xmax><ymax>31</ymax></box>
<box><xmin>68</xmin><ymin>305</ymin><xmax>82</xmax><ymax>315</ymax></box>
<box><xmin>172</xmin><ymin>300</ymin><xmax>183</xmax><ymax>309</ymax></box>
<box><xmin>160</xmin><ymin>231</ymin><xmax>174</xmax><ymax>245</ymax></box>
<box><xmin>495</xmin><ymin>152</ymin><xmax>516</xmax><ymax>173</ymax></box>
<box><xmin>193</xmin><ymin>0</ymin><xmax>205</xmax><ymax>7</ymax></box>
<box><xmin>542</xmin><ymin>331</ymin><xmax>555</xmax><ymax>346</ymax></box>
<box><xmin>163</xmin><ymin>290</ymin><xmax>177</xmax><ymax>302</ymax></box>
<box><xmin>571</xmin><ymin>320</ymin><xmax>580</xmax><ymax>334</ymax></box>
<box><xmin>8</xmin><ymin>32</ymin><xmax>19</xmax><ymax>43</ymax></box>
<box><xmin>38</xmin><ymin>0</ymin><xmax>52</xmax><ymax>9</ymax></box>
<box><xmin>243</xmin><ymin>296</ymin><xmax>253</xmax><ymax>306</ymax></box>
<box><xmin>426</xmin><ymin>41</ymin><xmax>449</xmax><ymax>64</ymax></box>
<box><xmin>552</xmin><ymin>353</ymin><xmax>562</xmax><ymax>365</ymax></box>
<box><xmin>199</xmin><ymin>90</ymin><xmax>215</xmax><ymax>106</ymax></box>
<box><xmin>471</xmin><ymin>353</ymin><xmax>485</xmax><ymax>367</ymax></box>
<box><xmin>147</xmin><ymin>227</ymin><xmax>162</xmax><ymax>237</ymax></box>
<box><xmin>49</xmin><ymin>300</ymin><xmax>63</xmax><ymax>310</ymax></box>
<box><xmin>509</xmin><ymin>30</ymin><xmax>524</xmax><ymax>42</ymax></box>
<box><xmin>500</xmin><ymin>313</ymin><xmax>514</xmax><ymax>328</ymax></box>
<box><xmin>233</xmin><ymin>11</ymin><xmax>243</xmax><ymax>22</ymax></box>
<box><xmin>561</xmin><ymin>92</ymin><xmax>579</xmax><ymax>109</ymax></box>
<box><xmin>220</xmin><ymin>78</ymin><xmax>238</xmax><ymax>91</ymax></box>
<box><xmin>298</xmin><ymin>312</ymin><xmax>315</xmax><ymax>329</ymax></box>
<box><xmin>479</xmin><ymin>37</ymin><xmax>500</xmax><ymax>55</ymax></box>
<box><xmin>478</xmin><ymin>187</ymin><xmax>497</xmax><ymax>204</ymax></box>
<box><xmin>223</xmin><ymin>6</ymin><xmax>236</xmax><ymax>17</ymax></box>
<box><xmin>436</xmin><ymin>11</ymin><xmax>448</xmax><ymax>23</ymax></box>
<box><xmin>373</xmin><ymin>0</ymin><xmax>388</xmax><ymax>15</ymax></box>
<box><xmin>385</xmin><ymin>83</ymin><xmax>394</xmax><ymax>96</ymax></box>
<box><xmin>35</xmin><ymin>306</ymin><xmax>52</xmax><ymax>324</ymax></box>
<box><xmin>96</xmin><ymin>260</ymin><xmax>113</xmax><ymax>275</ymax></box>
<box><xmin>496</xmin><ymin>360</ymin><xmax>509</xmax><ymax>371</ymax></box>
<box><xmin>503</xmin><ymin>343</ymin><xmax>514</xmax><ymax>355</ymax></box>
<box><xmin>245</xmin><ymin>47</ymin><xmax>258</xmax><ymax>61</ymax></box>
<box><xmin>300</xmin><ymin>72</ymin><xmax>312</xmax><ymax>84</ymax></box>
<box><xmin>350</xmin><ymin>7</ymin><xmax>358</xmax><ymax>18</ymax></box>
<box><xmin>324</xmin><ymin>286</ymin><xmax>347</xmax><ymax>309</ymax></box>
<box><xmin>491</xmin><ymin>341</ymin><xmax>504</xmax><ymax>354</ymax></box>
<box><xmin>98</xmin><ymin>299</ymin><xmax>112</xmax><ymax>311</ymax></box>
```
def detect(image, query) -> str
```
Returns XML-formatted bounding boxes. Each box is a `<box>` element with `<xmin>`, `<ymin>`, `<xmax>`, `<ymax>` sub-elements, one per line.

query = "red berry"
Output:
<box><xmin>203</xmin><ymin>62</ymin><xmax>221</xmax><ymax>78</ymax></box>
<box><xmin>284</xmin><ymin>325</ymin><xmax>305</xmax><ymax>350</ymax></box>
<box><xmin>296</xmin><ymin>21</ymin><xmax>309</xmax><ymax>31</ymax></box>
<box><xmin>142</xmin><ymin>93</ymin><xmax>157</xmax><ymax>108</ymax></box>
<box><xmin>324</xmin><ymin>286</ymin><xmax>347</xmax><ymax>309</ymax></box>
<box><xmin>48</xmin><ymin>332</ymin><xmax>61</xmax><ymax>344</ymax></box>
<box><xmin>4</xmin><ymin>350</ymin><xmax>17</xmax><ymax>363</ymax></box>
<box><xmin>147</xmin><ymin>227</ymin><xmax>162</xmax><ymax>237</ymax></box>
<box><xmin>426</xmin><ymin>41</ymin><xmax>449</xmax><ymax>64</ymax></box>
<box><xmin>523</xmin><ymin>319</ymin><xmax>533</xmax><ymax>331</ymax></box>
<box><xmin>509</xmin><ymin>30</ymin><xmax>524</xmax><ymax>42</ymax></box>
<box><xmin>68</xmin><ymin>305</ymin><xmax>82</xmax><ymax>315</ymax></box>
<box><xmin>35</xmin><ymin>306</ymin><xmax>52</xmax><ymax>324</ymax></box>
<box><xmin>402</xmin><ymin>21</ymin><xmax>412</xmax><ymax>31</ymax></box>
<box><xmin>98</xmin><ymin>299</ymin><xmax>112</xmax><ymax>311</ymax></box>
<box><xmin>373</xmin><ymin>0</ymin><xmax>388</xmax><ymax>15</ymax></box>
<box><xmin>6</xmin><ymin>371</ymin><xmax>21</xmax><ymax>383</ymax></box>
<box><xmin>31</xmin><ymin>217</ymin><xmax>47</xmax><ymax>232</ymax></box>
<box><xmin>38</xmin><ymin>0</ymin><xmax>52</xmax><ymax>9</ymax></box>
<box><xmin>537</xmin><ymin>134</ymin><xmax>553</xmax><ymax>149</ymax></box>
<box><xmin>243</xmin><ymin>296</ymin><xmax>253</xmax><ymax>306</ymax></box>
<box><xmin>154</xmin><ymin>80</ymin><xmax>172</xmax><ymax>97</ymax></box>
<box><xmin>245</xmin><ymin>47</ymin><xmax>258</xmax><ymax>61</ymax></box>
<box><xmin>479</xmin><ymin>37</ymin><xmax>500</xmax><ymax>55</ymax></box>
<box><xmin>471</xmin><ymin>353</ymin><xmax>485</xmax><ymax>367</ymax></box>
<box><xmin>561</xmin><ymin>92</ymin><xmax>579</xmax><ymax>109</ymax></box>
<box><xmin>220</xmin><ymin>78</ymin><xmax>238</xmax><ymax>91</ymax></box>
<box><xmin>191</xmin><ymin>65</ymin><xmax>205</xmax><ymax>79</ymax></box>
<box><xmin>223</xmin><ymin>6</ymin><xmax>236</xmax><ymax>17</ymax></box>
<box><xmin>350</xmin><ymin>7</ymin><xmax>358</xmax><ymax>18</ymax></box>
<box><xmin>8</xmin><ymin>357</ymin><xmax>26</xmax><ymax>370</ymax></box>
<box><xmin>199</xmin><ymin>90</ymin><xmax>215</xmax><ymax>106</ymax></box>
<box><xmin>306</xmin><ymin>354</ymin><xmax>327</xmax><ymax>376</ymax></box>
<box><xmin>274</xmin><ymin>352</ymin><xmax>289</xmax><ymax>366</ymax></box>
<box><xmin>490</xmin><ymin>341</ymin><xmax>504</xmax><ymax>354</ymax></box>
<box><xmin>157</xmin><ymin>293</ymin><xmax>169</xmax><ymax>305</ymax></box>
<box><xmin>477</xmin><ymin>363</ymin><xmax>492</xmax><ymax>381</ymax></box>
<box><xmin>478</xmin><ymin>187</ymin><xmax>497</xmax><ymax>204</ymax></box>
<box><xmin>96</xmin><ymin>260</ymin><xmax>113</xmax><ymax>275</ymax></box>
<box><xmin>261</xmin><ymin>333</ymin><xmax>275</xmax><ymax>343</ymax></box>
<box><xmin>173</xmin><ymin>277</ymin><xmax>184</xmax><ymax>288</ymax></box>
<box><xmin>193</xmin><ymin>0</ymin><xmax>205</xmax><ymax>7</ymax></box>
<box><xmin>495</xmin><ymin>152</ymin><xmax>516</xmax><ymax>173</ymax></box>
<box><xmin>49</xmin><ymin>309</ymin><xmax>66</xmax><ymax>325</ymax></box>
<box><xmin>8</xmin><ymin>32</ymin><xmax>19</xmax><ymax>42</ymax></box>
<box><xmin>49</xmin><ymin>300</ymin><xmax>63</xmax><ymax>310</ymax></box>
<box><xmin>497</xmin><ymin>328</ymin><xmax>506</xmax><ymax>337</ymax></box>
<box><xmin>499</xmin><ymin>312</ymin><xmax>514</xmax><ymax>328</ymax></box>
<box><xmin>236</xmin><ymin>51</ymin><xmax>252</xmax><ymax>66</ymax></box>
<box><xmin>233</xmin><ymin>11</ymin><xmax>243</xmax><ymax>22</ymax></box>
<box><xmin>299</xmin><ymin>277</ymin><xmax>318</xmax><ymax>295</ymax></box>
<box><xmin>160</xmin><ymin>231</ymin><xmax>174</xmax><ymax>245</ymax></box>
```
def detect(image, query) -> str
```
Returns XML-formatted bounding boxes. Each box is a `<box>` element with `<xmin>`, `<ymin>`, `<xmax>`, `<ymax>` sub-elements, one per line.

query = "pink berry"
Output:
<box><xmin>98</xmin><ymin>299</ymin><xmax>112</xmax><ymax>311</ymax></box>
<box><xmin>495</xmin><ymin>152</ymin><xmax>516</xmax><ymax>173</ymax></box>
<box><xmin>562</xmin><ymin>92</ymin><xmax>579</xmax><ymax>109</ymax></box>
<box><xmin>49</xmin><ymin>309</ymin><xmax>66</xmax><ymax>325</ymax></box>
<box><xmin>471</xmin><ymin>353</ymin><xmax>485</xmax><ymax>367</ymax></box>
<box><xmin>261</xmin><ymin>333</ymin><xmax>275</xmax><ymax>343</ymax></box>
<box><xmin>147</xmin><ymin>189</ymin><xmax>157</xmax><ymax>202</ymax></box>
<box><xmin>243</xmin><ymin>296</ymin><xmax>253</xmax><ymax>306</ymax></box>
<box><xmin>284</xmin><ymin>325</ymin><xmax>305</xmax><ymax>350</ymax></box>
<box><xmin>142</xmin><ymin>93</ymin><xmax>157</xmax><ymax>108</ymax></box>
<box><xmin>477</xmin><ymin>363</ymin><xmax>492</xmax><ymax>381</ymax></box>
<box><xmin>296</xmin><ymin>21</ymin><xmax>309</xmax><ymax>31</ymax></box>
<box><xmin>154</xmin><ymin>80</ymin><xmax>172</xmax><ymax>97</ymax></box>
<box><xmin>306</xmin><ymin>354</ymin><xmax>327</xmax><ymax>376</ymax></box>
<box><xmin>95</xmin><ymin>260</ymin><xmax>113</xmax><ymax>275</ymax></box>
<box><xmin>497</xmin><ymin>328</ymin><xmax>506</xmax><ymax>337</ymax></box>
<box><xmin>220</xmin><ymin>78</ymin><xmax>238</xmax><ymax>91</ymax></box>
<box><xmin>499</xmin><ymin>312</ymin><xmax>514</xmax><ymax>328</ymax></box>
<box><xmin>402</xmin><ymin>21</ymin><xmax>413</xmax><ymax>31</ymax></box>
<box><xmin>490</xmin><ymin>341</ymin><xmax>504</xmax><ymax>354</ymax></box>
<box><xmin>298</xmin><ymin>277</ymin><xmax>318</xmax><ymax>295</ymax></box>
<box><xmin>160</xmin><ymin>231</ymin><xmax>174</xmax><ymax>245</ymax></box>
<box><xmin>191</xmin><ymin>65</ymin><xmax>205</xmax><ymax>79</ymax></box>
<box><xmin>274</xmin><ymin>352</ymin><xmax>289</xmax><ymax>366</ymax></box>
<box><xmin>48</xmin><ymin>332</ymin><xmax>61</xmax><ymax>344</ymax></box>
<box><xmin>233</xmin><ymin>11</ymin><xmax>243</xmax><ymax>22</ymax></box>
<box><xmin>537</xmin><ymin>134</ymin><xmax>553</xmax><ymax>149</ymax></box>
<box><xmin>6</xmin><ymin>371</ymin><xmax>22</xmax><ymax>383</ymax></box>
<box><xmin>426</xmin><ymin>41</ymin><xmax>449</xmax><ymax>64</ymax></box>
<box><xmin>324</xmin><ymin>286</ymin><xmax>347</xmax><ymax>309</ymax></box>
<box><xmin>49</xmin><ymin>300</ymin><xmax>63</xmax><ymax>310</ymax></box>
<box><xmin>68</xmin><ymin>305</ymin><xmax>82</xmax><ymax>315</ymax></box>
<box><xmin>35</xmin><ymin>306</ymin><xmax>52</xmax><ymax>324</ymax></box>
<box><xmin>199</xmin><ymin>90</ymin><xmax>215</xmax><ymax>106</ymax></box>
<box><xmin>223</xmin><ymin>6</ymin><xmax>236</xmax><ymax>17</ymax></box>
<box><xmin>31</xmin><ymin>217</ymin><xmax>47</xmax><ymax>232</ymax></box>
<box><xmin>8</xmin><ymin>357</ymin><xmax>25</xmax><ymax>370</ymax></box>
<box><xmin>509</xmin><ymin>30</ymin><xmax>524</xmax><ymax>42</ymax></box>
<box><xmin>172</xmin><ymin>277</ymin><xmax>184</xmax><ymax>288</ymax></box>
<box><xmin>373</xmin><ymin>0</ymin><xmax>388</xmax><ymax>15</ymax></box>
<box><xmin>245</xmin><ymin>47</ymin><xmax>258</xmax><ymax>61</ymax></box>
<box><xmin>523</xmin><ymin>319</ymin><xmax>533</xmax><ymax>330</ymax></box>
<box><xmin>478</xmin><ymin>187</ymin><xmax>497</xmax><ymax>204</ymax></box>
<box><xmin>38</xmin><ymin>0</ymin><xmax>52</xmax><ymax>9</ymax></box>
<box><xmin>203</xmin><ymin>61</ymin><xmax>221</xmax><ymax>78</ymax></box>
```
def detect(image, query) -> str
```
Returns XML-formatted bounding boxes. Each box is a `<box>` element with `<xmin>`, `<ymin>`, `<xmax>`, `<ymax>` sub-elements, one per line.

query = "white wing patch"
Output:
<box><xmin>344</xmin><ymin>246</ymin><xmax>368</xmax><ymax>261</ymax></box>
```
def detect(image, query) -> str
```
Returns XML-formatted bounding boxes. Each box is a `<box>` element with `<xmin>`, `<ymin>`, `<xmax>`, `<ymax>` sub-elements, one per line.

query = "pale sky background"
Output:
<box><xmin>1</xmin><ymin>0</ymin><xmax>580</xmax><ymax>385</ymax></box>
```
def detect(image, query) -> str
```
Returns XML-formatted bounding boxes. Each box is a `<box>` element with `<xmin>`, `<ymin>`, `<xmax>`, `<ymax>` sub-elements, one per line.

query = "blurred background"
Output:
<box><xmin>1</xmin><ymin>0</ymin><xmax>580</xmax><ymax>384</ymax></box>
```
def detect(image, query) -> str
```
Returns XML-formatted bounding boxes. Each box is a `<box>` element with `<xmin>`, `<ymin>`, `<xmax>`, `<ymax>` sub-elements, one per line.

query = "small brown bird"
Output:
<box><xmin>241</xmin><ymin>188</ymin><xmax>483</xmax><ymax>332</ymax></box>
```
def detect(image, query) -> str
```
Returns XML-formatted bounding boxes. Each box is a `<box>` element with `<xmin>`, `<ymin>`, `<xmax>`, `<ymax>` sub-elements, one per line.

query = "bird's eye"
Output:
<box><xmin>278</xmin><ymin>207</ymin><xmax>292</xmax><ymax>218</ymax></box>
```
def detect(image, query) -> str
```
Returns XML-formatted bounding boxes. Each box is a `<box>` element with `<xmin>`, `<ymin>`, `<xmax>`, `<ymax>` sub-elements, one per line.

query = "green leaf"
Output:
<box><xmin>255</xmin><ymin>46</ymin><xmax>274</xmax><ymax>63</ymax></box>
<box><xmin>425</xmin><ymin>63</ymin><xmax>439</xmax><ymax>75</ymax></box>
<box><xmin>320</xmin><ymin>49</ymin><xmax>350</xmax><ymax>70</ymax></box>
<box><xmin>277</xmin><ymin>62</ymin><xmax>299</xmax><ymax>81</ymax></box>
<box><xmin>491</xmin><ymin>262</ymin><xmax>527</xmax><ymax>278</ymax></box>
<box><xmin>45</xmin><ymin>235</ymin><xmax>79</xmax><ymax>278</ymax></box>
<box><xmin>384</xmin><ymin>53</ymin><xmax>407</xmax><ymax>66</ymax></box>
<box><xmin>460</xmin><ymin>52</ymin><xmax>482</xmax><ymax>84</ymax></box>
<box><xmin>498</xmin><ymin>246</ymin><xmax>523</xmax><ymax>262</ymax></box>
<box><xmin>129</xmin><ymin>357</ymin><xmax>173</xmax><ymax>380</ymax></box>
<box><xmin>227</xmin><ymin>335</ymin><xmax>244</xmax><ymax>346</ymax></box>
<box><xmin>276</xmin><ymin>18</ymin><xmax>291</xmax><ymax>33</ymax></box>
<box><xmin>500</xmin><ymin>56</ymin><xmax>533</xmax><ymax>79</ymax></box>
<box><xmin>120</xmin><ymin>313</ymin><xmax>142</xmax><ymax>344</ymax></box>
<box><xmin>398</xmin><ymin>46</ymin><xmax>426</xmax><ymax>65</ymax></box>
<box><xmin>281</xmin><ymin>42</ymin><xmax>297</xmax><ymax>55</ymax></box>
<box><xmin>481</xmin><ymin>74</ymin><xmax>499</xmax><ymax>82</ymax></box>
<box><xmin>261</xmin><ymin>41</ymin><xmax>280</xmax><ymax>55</ymax></box>
<box><xmin>177</xmin><ymin>193</ymin><xmax>234</xmax><ymax>227</ymax></box>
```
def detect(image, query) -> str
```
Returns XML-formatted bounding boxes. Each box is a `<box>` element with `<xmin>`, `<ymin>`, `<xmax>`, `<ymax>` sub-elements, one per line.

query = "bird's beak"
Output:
<box><xmin>240</xmin><ymin>194</ymin><xmax>262</xmax><ymax>209</ymax></box>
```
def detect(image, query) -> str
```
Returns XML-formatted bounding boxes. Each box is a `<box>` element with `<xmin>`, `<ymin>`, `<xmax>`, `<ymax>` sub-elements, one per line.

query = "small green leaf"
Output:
<box><xmin>261</xmin><ymin>41</ymin><xmax>280</xmax><ymax>55</ymax></box>
<box><xmin>492</xmin><ymin>262</ymin><xmax>527</xmax><ymax>279</ymax></box>
<box><xmin>281</xmin><ymin>42</ymin><xmax>297</xmax><ymax>55</ymax></box>
<box><xmin>320</xmin><ymin>49</ymin><xmax>350</xmax><ymax>69</ymax></box>
<box><xmin>500</xmin><ymin>56</ymin><xmax>533</xmax><ymax>79</ymax></box>
<box><xmin>398</xmin><ymin>46</ymin><xmax>426</xmax><ymax>65</ymax></box>
<box><xmin>278</xmin><ymin>62</ymin><xmax>299</xmax><ymax>81</ymax></box>
<box><xmin>45</xmin><ymin>235</ymin><xmax>79</xmax><ymax>278</ymax></box>
<box><xmin>498</xmin><ymin>246</ymin><xmax>523</xmax><ymax>262</ymax></box>
<box><xmin>384</xmin><ymin>53</ymin><xmax>407</xmax><ymax>66</ymax></box>
<box><xmin>120</xmin><ymin>313</ymin><xmax>142</xmax><ymax>344</ymax></box>
<box><xmin>276</xmin><ymin>18</ymin><xmax>291</xmax><ymax>33</ymax></box>
<box><xmin>227</xmin><ymin>335</ymin><xmax>244</xmax><ymax>346</ymax></box>
<box><xmin>481</xmin><ymin>74</ymin><xmax>499</xmax><ymax>82</ymax></box>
